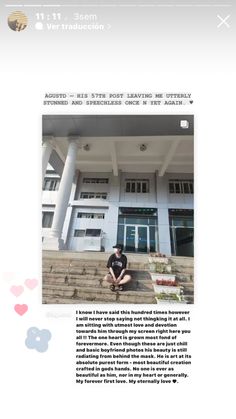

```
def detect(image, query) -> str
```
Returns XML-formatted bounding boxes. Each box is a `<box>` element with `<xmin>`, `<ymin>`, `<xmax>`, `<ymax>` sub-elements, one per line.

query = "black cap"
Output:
<box><xmin>113</xmin><ymin>244</ymin><xmax>124</xmax><ymax>252</ymax></box>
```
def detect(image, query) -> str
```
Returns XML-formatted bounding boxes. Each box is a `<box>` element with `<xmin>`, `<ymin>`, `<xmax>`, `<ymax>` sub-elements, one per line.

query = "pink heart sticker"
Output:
<box><xmin>14</xmin><ymin>304</ymin><xmax>28</xmax><ymax>316</ymax></box>
<box><xmin>10</xmin><ymin>285</ymin><xmax>24</xmax><ymax>297</ymax></box>
<box><xmin>24</xmin><ymin>279</ymin><xmax>38</xmax><ymax>290</ymax></box>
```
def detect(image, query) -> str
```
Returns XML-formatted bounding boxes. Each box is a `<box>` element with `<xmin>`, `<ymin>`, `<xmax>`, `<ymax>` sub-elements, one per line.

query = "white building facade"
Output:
<box><xmin>42</xmin><ymin>115</ymin><xmax>194</xmax><ymax>257</ymax></box>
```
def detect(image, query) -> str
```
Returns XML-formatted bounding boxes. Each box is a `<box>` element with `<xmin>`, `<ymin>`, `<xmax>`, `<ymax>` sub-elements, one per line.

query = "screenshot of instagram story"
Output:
<box><xmin>0</xmin><ymin>1</ymin><xmax>235</xmax><ymax>419</ymax></box>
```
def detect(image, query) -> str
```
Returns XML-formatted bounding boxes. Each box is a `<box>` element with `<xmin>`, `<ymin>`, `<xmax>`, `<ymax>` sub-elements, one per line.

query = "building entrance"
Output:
<box><xmin>125</xmin><ymin>225</ymin><xmax>149</xmax><ymax>253</ymax></box>
<box><xmin>169</xmin><ymin>209</ymin><xmax>194</xmax><ymax>257</ymax></box>
<box><xmin>117</xmin><ymin>208</ymin><xmax>158</xmax><ymax>253</ymax></box>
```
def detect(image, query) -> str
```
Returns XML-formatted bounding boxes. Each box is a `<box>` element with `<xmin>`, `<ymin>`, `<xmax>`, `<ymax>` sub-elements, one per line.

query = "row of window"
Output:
<box><xmin>74</xmin><ymin>229</ymin><xmax>102</xmax><ymax>237</ymax></box>
<box><xmin>43</xmin><ymin>179</ymin><xmax>60</xmax><ymax>191</ymax></box>
<box><xmin>118</xmin><ymin>216</ymin><xmax>157</xmax><ymax>226</ymax></box>
<box><xmin>77</xmin><ymin>212</ymin><xmax>105</xmax><ymax>219</ymax></box>
<box><xmin>43</xmin><ymin>177</ymin><xmax>109</xmax><ymax>191</ymax></box>
<box><xmin>169</xmin><ymin>180</ymin><xmax>194</xmax><ymax>194</ymax></box>
<box><xmin>42</xmin><ymin>212</ymin><xmax>53</xmax><ymax>228</ymax></box>
<box><xmin>43</xmin><ymin>177</ymin><xmax>193</xmax><ymax>195</ymax></box>
<box><xmin>42</xmin><ymin>211</ymin><xmax>105</xmax><ymax>227</ymax></box>
<box><xmin>83</xmin><ymin>178</ymin><xmax>109</xmax><ymax>184</ymax></box>
<box><xmin>80</xmin><ymin>192</ymin><xmax>107</xmax><ymax>199</ymax></box>
<box><xmin>43</xmin><ymin>211</ymin><xmax>193</xmax><ymax>230</ymax></box>
<box><xmin>43</xmin><ymin>215</ymin><xmax>170</xmax><ymax>229</ymax></box>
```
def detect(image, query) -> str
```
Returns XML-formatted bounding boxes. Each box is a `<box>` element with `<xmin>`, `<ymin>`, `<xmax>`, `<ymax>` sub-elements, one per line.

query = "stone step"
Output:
<box><xmin>43</xmin><ymin>276</ymin><xmax>100</xmax><ymax>287</ymax></box>
<box><xmin>43</xmin><ymin>269</ymin><xmax>151</xmax><ymax>281</ymax></box>
<box><xmin>42</xmin><ymin>267</ymin><xmax>108</xmax><ymax>277</ymax></box>
<box><xmin>43</xmin><ymin>258</ymin><xmax>148</xmax><ymax>271</ymax></box>
<box><xmin>43</xmin><ymin>273</ymin><xmax>106</xmax><ymax>283</ymax></box>
<box><xmin>43</xmin><ymin>266</ymin><xmax>107</xmax><ymax>275</ymax></box>
<box><xmin>169</xmin><ymin>256</ymin><xmax>194</xmax><ymax>268</ymax></box>
<box><xmin>42</xmin><ymin>296</ymin><xmax>112</xmax><ymax>304</ymax></box>
<box><xmin>169</xmin><ymin>256</ymin><xmax>194</xmax><ymax>278</ymax></box>
<box><xmin>178</xmin><ymin>281</ymin><xmax>194</xmax><ymax>304</ymax></box>
<box><xmin>43</xmin><ymin>250</ymin><xmax>150</xmax><ymax>263</ymax></box>
<box><xmin>173</xmin><ymin>266</ymin><xmax>194</xmax><ymax>275</ymax></box>
<box><xmin>178</xmin><ymin>280</ymin><xmax>194</xmax><ymax>288</ymax></box>
<box><xmin>180</xmin><ymin>285</ymin><xmax>194</xmax><ymax>295</ymax></box>
<box><xmin>43</xmin><ymin>284</ymin><xmax>156</xmax><ymax>304</ymax></box>
<box><xmin>175</xmin><ymin>273</ymin><xmax>194</xmax><ymax>282</ymax></box>
<box><xmin>43</xmin><ymin>267</ymin><xmax>109</xmax><ymax>275</ymax></box>
<box><xmin>43</xmin><ymin>275</ymin><xmax>154</xmax><ymax>292</ymax></box>
<box><xmin>42</xmin><ymin>252</ymin><xmax>193</xmax><ymax>304</ymax></box>
<box><xmin>184</xmin><ymin>295</ymin><xmax>194</xmax><ymax>304</ymax></box>
<box><xmin>43</xmin><ymin>285</ymin><xmax>117</xmax><ymax>302</ymax></box>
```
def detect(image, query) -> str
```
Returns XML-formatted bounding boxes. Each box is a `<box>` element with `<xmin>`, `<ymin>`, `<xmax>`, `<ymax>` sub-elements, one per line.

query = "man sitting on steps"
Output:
<box><xmin>104</xmin><ymin>244</ymin><xmax>132</xmax><ymax>292</ymax></box>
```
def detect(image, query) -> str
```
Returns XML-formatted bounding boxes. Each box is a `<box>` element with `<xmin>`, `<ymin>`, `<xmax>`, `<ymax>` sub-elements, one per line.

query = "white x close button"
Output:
<box><xmin>217</xmin><ymin>15</ymin><xmax>231</xmax><ymax>28</ymax></box>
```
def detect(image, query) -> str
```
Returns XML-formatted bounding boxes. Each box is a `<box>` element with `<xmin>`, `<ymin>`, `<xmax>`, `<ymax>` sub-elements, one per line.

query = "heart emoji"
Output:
<box><xmin>190</xmin><ymin>100</ymin><xmax>193</xmax><ymax>104</ymax></box>
<box><xmin>172</xmin><ymin>379</ymin><xmax>177</xmax><ymax>383</ymax></box>
<box><xmin>25</xmin><ymin>279</ymin><xmax>38</xmax><ymax>290</ymax></box>
<box><xmin>14</xmin><ymin>304</ymin><xmax>28</xmax><ymax>316</ymax></box>
<box><xmin>10</xmin><ymin>285</ymin><xmax>24</xmax><ymax>297</ymax></box>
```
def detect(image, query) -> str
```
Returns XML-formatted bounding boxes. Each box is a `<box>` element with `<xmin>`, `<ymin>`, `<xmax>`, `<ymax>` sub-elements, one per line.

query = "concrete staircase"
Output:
<box><xmin>42</xmin><ymin>251</ymin><xmax>194</xmax><ymax>304</ymax></box>
<box><xmin>169</xmin><ymin>256</ymin><xmax>194</xmax><ymax>304</ymax></box>
<box><xmin>42</xmin><ymin>251</ymin><xmax>156</xmax><ymax>304</ymax></box>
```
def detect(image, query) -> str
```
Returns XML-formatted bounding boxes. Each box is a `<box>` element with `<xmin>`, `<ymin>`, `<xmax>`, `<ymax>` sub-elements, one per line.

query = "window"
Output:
<box><xmin>169</xmin><ymin>180</ymin><xmax>194</xmax><ymax>194</ymax></box>
<box><xmin>74</xmin><ymin>229</ymin><xmax>85</xmax><ymax>237</ymax></box>
<box><xmin>118</xmin><ymin>215</ymin><xmax>157</xmax><ymax>226</ymax></box>
<box><xmin>43</xmin><ymin>178</ymin><xmax>60</xmax><ymax>191</ymax></box>
<box><xmin>170</xmin><ymin>217</ymin><xmax>193</xmax><ymax>228</ymax></box>
<box><xmin>77</xmin><ymin>213</ymin><xmax>105</xmax><ymax>219</ymax></box>
<box><xmin>42</xmin><ymin>212</ymin><xmax>54</xmax><ymax>228</ymax></box>
<box><xmin>83</xmin><ymin>178</ymin><xmax>109</xmax><ymax>184</ymax></box>
<box><xmin>120</xmin><ymin>207</ymin><xmax>157</xmax><ymax>216</ymax></box>
<box><xmin>45</xmin><ymin>169</ymin><xmax>56</xmax><ymax>174</ymax></box>
<box><xmin>85</xmin><ymin>229</ymin><xmax>101</xmax><ymax>237</ymax></box>
<box><xmin>125</xmin><ymin>179</ymin><xmax>149</xmax><ymax>193</ymax></box>
<box><xmin>80</xmin><ymin>192</ymin><xmax>107</xmax><ymax>199</ymax></box>
<box><xmin>142</xmin><ymin>182</ymin><xmax>147</xmax><ymax>193</ymax></box>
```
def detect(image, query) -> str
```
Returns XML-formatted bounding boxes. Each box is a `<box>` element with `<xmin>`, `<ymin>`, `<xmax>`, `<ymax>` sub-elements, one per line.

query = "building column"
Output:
<box><xmin>103</xmin><ymin>171</ymin><xmax>121</xmax><ymax>251</ymax></box>
<box><xmin>156</xmin><ymin>171</ymin><xmax>172</xmax><ymax>256</ymax></box>
<box><xmin>42</xmin><ymin>137</ymin><xmax>54</xmax><ymax>182</ymax></box>
<box><xmin>43</xmin><ymin>138</ymin><xmax>78</xmax><ymax>250</ymax></box>
<box><xmin>158</xmin><ymin>208</ymin><xmax>171</xmax><ymax>256</ymax></box>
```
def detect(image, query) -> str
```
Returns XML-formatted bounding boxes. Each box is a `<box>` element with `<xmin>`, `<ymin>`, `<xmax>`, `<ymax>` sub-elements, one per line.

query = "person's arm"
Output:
<box><xmin>116</xmin><ymin>256</ymin><xmax>127</xmax><ymax>282</ymax></box>
<box><xmin>107</xmin><ymin>256</ymin><xmax>116</xmax><ymax>281</ymax></box>
<box><xmin>109</xmin><ymin>267</ymin><xmax>117</xmax><ymax>281</ymax></box>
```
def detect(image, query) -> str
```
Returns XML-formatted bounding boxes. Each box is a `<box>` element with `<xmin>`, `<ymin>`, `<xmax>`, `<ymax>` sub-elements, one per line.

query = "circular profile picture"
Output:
<box><xmin>8</xmin><ymin>11</ymin><xmax>28</xmax><ymax>32</ymax></box>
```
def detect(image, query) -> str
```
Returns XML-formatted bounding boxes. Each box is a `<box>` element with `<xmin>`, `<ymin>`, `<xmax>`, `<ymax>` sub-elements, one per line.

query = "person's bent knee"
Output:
<box><xmin>105</xmin><ymin>274</ymin><xmax>113</xmax><ymax>283</ymax></box>
<box><xmin>120</xmin><ymin>274</ymin><xmax>132</xmax><ymax>284</ymax></box>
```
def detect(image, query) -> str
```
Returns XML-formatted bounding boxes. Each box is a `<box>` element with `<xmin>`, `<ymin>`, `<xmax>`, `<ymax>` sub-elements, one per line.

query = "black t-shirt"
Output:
<box><xmin>107</xmin><ymin>254</ymin><xmax>127</xmax><ymax>278</ymax></box>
